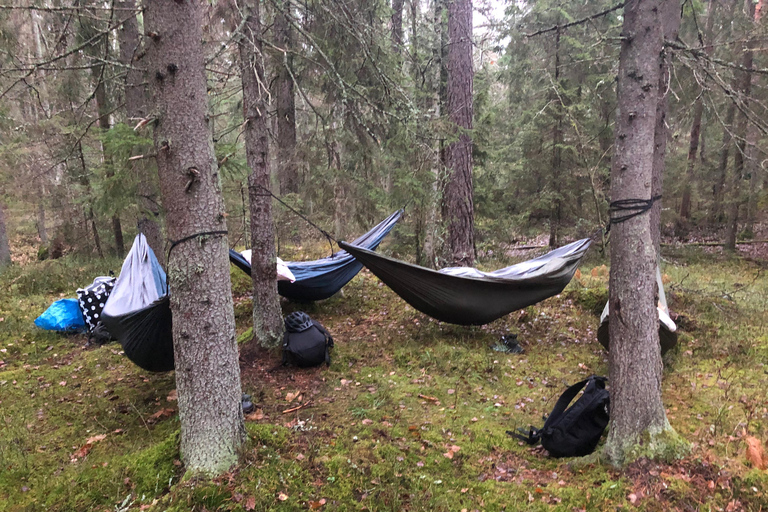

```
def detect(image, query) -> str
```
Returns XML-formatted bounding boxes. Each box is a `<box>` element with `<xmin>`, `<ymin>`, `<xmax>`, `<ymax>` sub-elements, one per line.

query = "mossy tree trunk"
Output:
<box><xmin>118</xmin><ymin>0</ymin><xmax>165</xmax><ymax>267</ymax></box>
<box><xmin>443</xmin><ymin>0</ymin><xmax>474</xmax><ymax>267</ymax></box>
<box><xmin>604</xmin><ymin>0</ymin><xmax>685</xmax><ymax>467</ymax></box>
<box><xmin>238</xmin><ymin>0</ymin><xmax>284</xmax><ymax>349</ymax></box>
<box><xmin>144</xmin><ymin>0</ymin><xmax>245</xmax><ymax>476</ymax></box>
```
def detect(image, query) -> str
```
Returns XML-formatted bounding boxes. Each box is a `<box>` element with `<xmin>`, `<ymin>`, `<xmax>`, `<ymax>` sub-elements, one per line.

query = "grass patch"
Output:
<box><xmin>2</xmin><ymin>246</ymin><xmax>767</xmax><ymax>510</ymax></box>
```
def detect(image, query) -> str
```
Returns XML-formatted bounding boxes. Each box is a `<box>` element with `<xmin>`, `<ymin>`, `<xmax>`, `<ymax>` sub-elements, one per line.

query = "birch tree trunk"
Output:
<box><xmin>144</xmin><ymin>0</ymin><xmax>245</xmax><ymax>475</ymax></box>
<box><xmin>443</xmin><ymin>0</ymin><xmax>474</xmax><ymax>266</ymax></box>
<box><xmin>604</xmin><ymin>0</ymin><xmax>685</xmax><ymax>466</ymax></box>
<box><xmin>238</xmin><ymin>0</ymin><xmax>284</xmax><ymax>349</ymax></box>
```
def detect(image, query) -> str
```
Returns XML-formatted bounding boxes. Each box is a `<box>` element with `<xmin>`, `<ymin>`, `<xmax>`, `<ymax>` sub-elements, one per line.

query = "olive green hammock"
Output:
<box><xmin>339</xmin><ymin>238</ymin><xmax>591</xmax><ymax>326</ymax></box>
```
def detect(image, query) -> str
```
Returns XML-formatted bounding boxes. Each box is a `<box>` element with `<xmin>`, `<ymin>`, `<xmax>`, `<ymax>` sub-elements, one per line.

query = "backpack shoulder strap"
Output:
<box><xmin>543</xmin><ymin>376</ymin><xmax>604</xmax><ymax>429</ymax></box>
<box><xmin>312</xmin><ymin>319</ymin><xmax>334</xmax><ymax>347</ymax></box>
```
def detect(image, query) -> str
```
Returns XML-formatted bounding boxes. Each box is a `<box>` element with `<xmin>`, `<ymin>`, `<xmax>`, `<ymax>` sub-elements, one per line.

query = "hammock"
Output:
<box><xmin>597</xmin><ymin>267</ymin><xmax>678</xmax><ymax>355</ymax></box>
<box><xmin>101</xmin><ymin>234</ymin><xmax>174</xmax><ymax>372</ymax></box>
<box><xmin>339</xmin><ymin>238</ymin><xmax>592</xmax><ymax>325</ymax></box>
<box><xmin>230</xmin><ymin>209</ymin><xmax>403</xmax><ymax>301</ymax></box>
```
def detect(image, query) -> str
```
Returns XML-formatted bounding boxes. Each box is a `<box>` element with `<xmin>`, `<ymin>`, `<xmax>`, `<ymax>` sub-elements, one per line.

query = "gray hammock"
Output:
<box><xmin>339</xmin><ymin>238</ymin><xmax>591</xmax><ymax>325</ymax></box>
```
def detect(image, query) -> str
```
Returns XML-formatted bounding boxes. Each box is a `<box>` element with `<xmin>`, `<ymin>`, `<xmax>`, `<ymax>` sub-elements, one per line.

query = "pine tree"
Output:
<box><xmin>144</xmin><ymin>0</ymin><xmax>245</xmax><ymax>475</ymax></box>
<box><xmin>238</xmin><ymin>0</ymin><xmax>284</xmax><ymax>349</ymax></box>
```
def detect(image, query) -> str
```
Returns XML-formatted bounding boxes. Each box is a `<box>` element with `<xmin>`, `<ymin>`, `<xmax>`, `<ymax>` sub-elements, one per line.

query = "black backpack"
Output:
<box><xmin>282</xmin><ymin>314</ymin><xmax>334</xmax><ymax>368</ymax></box>
<box><xmin>510</xmin><ymin>376</ymin><xmax>609</xmax><ymax>458</ymax></box>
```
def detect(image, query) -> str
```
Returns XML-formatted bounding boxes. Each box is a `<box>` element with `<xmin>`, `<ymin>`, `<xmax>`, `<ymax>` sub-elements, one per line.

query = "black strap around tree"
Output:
<box><xmin>167</xmin><ymin>230</ymin><xmax>229</xmax><ymax>263</ymax></box>
<box><xmin>604</xmin><ymin>194</ymin><xmax>662</xmax><ymax>235</ymax></box>
<box><xmin>508</xmin><ymin>376</ymin><xmax>605</xmax><ymax>444</ymax></box>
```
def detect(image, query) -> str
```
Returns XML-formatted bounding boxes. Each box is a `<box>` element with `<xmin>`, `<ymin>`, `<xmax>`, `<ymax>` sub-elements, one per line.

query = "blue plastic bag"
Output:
<box><xmin>34</xmin><ymin>299</ymin><xmax>86</xmax><ymax>332</ymax></box>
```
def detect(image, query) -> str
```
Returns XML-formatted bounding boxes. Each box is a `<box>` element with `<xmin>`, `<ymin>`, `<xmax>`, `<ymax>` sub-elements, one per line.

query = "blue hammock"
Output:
<box><xmin>230</xmin><ymin>209</ymin><xmax>403</xmax><ymax>301</ymax></box>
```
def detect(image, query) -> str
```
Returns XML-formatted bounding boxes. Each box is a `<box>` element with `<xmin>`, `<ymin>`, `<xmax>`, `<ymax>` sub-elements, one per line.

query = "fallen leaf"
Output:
<box><xmin>449</xmin><ymin>445</ymin><xmax>461</xmax><ymax>453</ymax></box>
<box><xmin>147</xmin><ymin>408</ymin><xmax>175</xmax><ymax>424</ymax></box>
<box><xmin>244</xmin><ymin>495</ymin><xmax>256</xmax><ymax>510</ymax></box>
<box><xmin>745</xmin><ymin>436</ymin><xmax>766</xmax><ymax>469</ymax></box>
<box><xmin>85</xmin><ymin>434</ymin><xmax>107</xmax><ymax>445</ymax></box>
<box><xmin>447</xmin><ymin>389</ymin><xmax>455</xmax><ymax>395</ymax></box>
<box><xmin>166</xmin><ymin>389</ymin><xmax>178</xmax><ymax>401</ymax></box>
<box><xmin>443</xmin><ymin>451</ymin><xmax>454</xmax><ymax>459</ymax></box>
<box><xmin>285</xmin><ymin>391</ymin><xmax>299</xmax><ymax>403</ymax></box>
<box><xmin>629</xmin><ymin>493</ymin><xmax>638</xmax><ymax>504</ymax></box>
<box><xmin>277</xmin><ymin>492</ymin><xmax>288</xmax><ymax>501</ymax></box>
<box><xmin>246</xmin><ymin>409</ymin><xmax>264</xmax><ymax>421</ymax></box>
<box><xmin>361</xmin><ymin>419</ymin><xmax>373</xmax><ymax>426</ymax></box>
<box><xmin>308</xmin><ymin>499</ymin><xmax>326</xmax><ymax>510</ymax></box>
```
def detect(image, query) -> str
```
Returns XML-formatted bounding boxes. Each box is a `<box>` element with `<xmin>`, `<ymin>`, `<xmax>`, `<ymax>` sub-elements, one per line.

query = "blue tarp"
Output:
<box><xmin>35</xmin><ymin>298</ymin><xmax>86</xmax><ymax>332</ymax></box>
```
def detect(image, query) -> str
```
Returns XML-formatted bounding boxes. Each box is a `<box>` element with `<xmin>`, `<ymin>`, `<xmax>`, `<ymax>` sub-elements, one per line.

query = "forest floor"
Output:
<box><xmin>1</xmin><ymin>235</ymin><xmax>767</xmax><ymax>511</ymax></box>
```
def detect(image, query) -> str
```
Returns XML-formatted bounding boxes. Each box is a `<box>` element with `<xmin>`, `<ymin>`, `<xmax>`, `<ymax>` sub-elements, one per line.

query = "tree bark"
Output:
<box><xmin>0</xmin><ymin>203</ymin><xmax>11</xmax><ymax>270</ymax></box>
<box><xmin>144</xmin><ymin>0</ymin><xmax>245</xmax><ymax>475</ymax></box>
<box><xmin>604</xmin><ymin>0</ymin><xmax>683</xmax><ymax>466</ymax></box>
<box><xmin>443</xmin><ymin>0</ymin><xmax>474</xmax><ymax>266</ymax></box>
<box><xmin>118</xmin><ymin>0</ymin><xmax>165</xmax><ymax>266</ymax></box>
<box><xmin>238</xmin><ymin>0</ymin><xmax>284</xmax><ymax>349</ymax></box>
<box><xmin>274</xmin><ymin>0</ymin><xmax>299</xmax><ymax>195</ymax></box>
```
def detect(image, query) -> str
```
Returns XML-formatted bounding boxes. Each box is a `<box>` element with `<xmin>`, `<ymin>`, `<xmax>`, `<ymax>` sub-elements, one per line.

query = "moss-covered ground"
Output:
<box><xmin>1</xmin><ymin>243</ymin><xmax>767</xmax><ymax>511</ymax></box>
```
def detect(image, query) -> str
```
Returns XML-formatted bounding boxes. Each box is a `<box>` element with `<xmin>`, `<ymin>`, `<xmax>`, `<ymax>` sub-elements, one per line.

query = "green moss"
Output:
<box><xmin>237</xmin><ymin>326</ymin><xmax>253</xmax><ymax>345</ymax></box>
<box><xmin>125</xmin><ymin>430</ymin><xmax>181</xmax><ymax>498</ymax></box>
<box><xmin>246</xmin><ymin>423</ymin><xmax>291</xmax><ymax>449</ymax></box>
<box><xmin>605</xmin><ymin>424</ymin><xmax>691</xmax><ymax>467</ymax></box>
<box><xmin>566</xmin><ymin>286</ymin><xmax>609</xmax><ymax>316</ymax></box>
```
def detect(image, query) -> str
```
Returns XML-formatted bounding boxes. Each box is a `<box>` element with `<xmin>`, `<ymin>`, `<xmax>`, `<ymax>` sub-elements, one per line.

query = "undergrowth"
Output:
<box><xmin>1</xmin><ymin>244</ymin><xmax>766</xmax><ymax>511</ymax></box>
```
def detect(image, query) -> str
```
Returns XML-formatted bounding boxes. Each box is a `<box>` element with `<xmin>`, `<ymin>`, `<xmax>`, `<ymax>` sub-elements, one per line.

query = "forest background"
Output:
<box><xmin>1</xmin><ymin>0</ymin><xmax>768</xmax><ymax>510</ymax></box>
<box><xmin>0</xmin><ymin>0</ymin><xmax>765</xmax><ymax>264</ymax></box>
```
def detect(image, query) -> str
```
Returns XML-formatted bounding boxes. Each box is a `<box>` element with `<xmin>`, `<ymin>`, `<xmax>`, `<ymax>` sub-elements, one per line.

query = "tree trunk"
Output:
<box><xmin>651</xmin><ymin>3</ymin><xmax>681</xmax><ymax>252</ymax></box>
<box><xmin>744</xmin><ymin>124</ymin><xmax>761</xmax><ymax>233</ymax></box>
<box><xmin>421</xmin><ymin>0</ymin><xmax>443</xmax><ymax>268</ymax></box>
<box><xmin>274</xmin><ymin>0</ymin><xmax>299</xmax><ymax>195</ymax></box>
<box><xmin>713</xmin><ymin>103</ymin><xmax>736</xmax><ymax>223</ymax></box>
<box><xmin>37</xmin><ymin>187</ymin><xmax>48</xmax><ymax>246</ymax></box>
<box><xmin>443</xmin><ymin>0</ymin><xmax>474</xmax><ymax>266</ymax></box>
<box><xmin>725</xmin><ymin>0</ymin><xmax>757</xmax><ymax>252</ymax></box>
<box><xmin>604</xmin><ymin>0</ymin><xmax>684</xmax><ymax>467</ymax></box>
<box><xmin>77</xmin><ymin>141</ymin><xmax>104</xmax><ymax>258</ymax></box>
<box><xmin>90</xmin><ymin>38</ymin><xmax>125</xmax><ymax>258</ymax></box>
<box><xmin>118</xmin><ymin>0</ymin><xmax>164</xmax><ymax>266</ymax></box>
<box><xmin>238</xmin><ymin>0</ymin><xmax>284</xmax><ymax>349</ymax></box>
<box><xmin>549</xmin><ymin>28</ymin><xmax>563</xmax><ymax>248</ymax></box>
<box><xmin>391</xmin><ymin>0</ymin><xmax>404</xmax><ymax>52</ymax></box>
<box><xmin>144</xmin><ymin>0</ymin><xmax>245</xmax><ymax>475</ymax></box>
<box><xmin>0</xmin><ymin>203</ymin><xmax>11</xmax><ymax>270</ymax></box>
<box><xmin>679</xmin><ymin>1</ymin><xmax>715</xmax><ymax>226</ymax></box>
